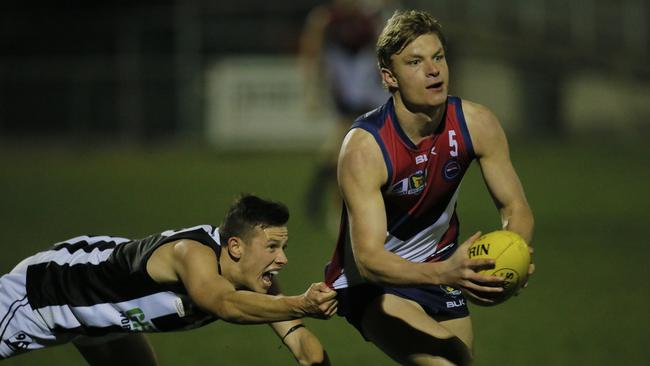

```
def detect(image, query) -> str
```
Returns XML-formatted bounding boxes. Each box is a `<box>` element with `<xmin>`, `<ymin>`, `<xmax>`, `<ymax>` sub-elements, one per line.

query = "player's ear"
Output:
<box><xmin>227</xmin><ymin>237</ymin><xmax>243</xmax><ymax>259</ymax></box>
<box><xmin>380</xmin><ymin>67</ymin><xmax>398</xmax><ymax>89</ymax></box>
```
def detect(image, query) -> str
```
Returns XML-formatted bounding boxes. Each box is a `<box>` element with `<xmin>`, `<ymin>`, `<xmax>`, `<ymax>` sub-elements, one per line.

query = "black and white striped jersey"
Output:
<box><xmin>24</xmin><ymin>225</ymin><xmax>221</xmax><ymax>337</ymax></box>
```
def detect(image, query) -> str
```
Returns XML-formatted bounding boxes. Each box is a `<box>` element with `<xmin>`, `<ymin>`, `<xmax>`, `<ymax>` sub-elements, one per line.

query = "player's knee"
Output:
<box><xmin>409</xmin><ymin>354</ymin><xmax>462</xmax><ymax>366</ymax></box>
<box><xmin>401</xmin><ymin>336</ymin><xmax>472</xmax><ymax>366</ymax></box>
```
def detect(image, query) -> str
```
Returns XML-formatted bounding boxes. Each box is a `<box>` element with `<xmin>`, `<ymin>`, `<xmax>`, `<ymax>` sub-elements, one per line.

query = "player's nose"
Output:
<box><xmin>425</xmin><ymin>60</ymin><xmax>440</xmax><ymax>77</ymax></box>
<box><xmin>275</xmin><ymin>249</ymin><xmax>288</xmax><ymax>265</ymax></box>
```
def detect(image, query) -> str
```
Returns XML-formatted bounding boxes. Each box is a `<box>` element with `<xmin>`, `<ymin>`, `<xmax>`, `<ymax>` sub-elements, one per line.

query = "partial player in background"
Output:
<box><xmin>299</xmin><ymin>0</ymin><xmax>392</xmax><ymax>227</ymax></box>
<box><xmin>0</xmin><ymin>195</ymin><xmax>335</xmax><ymax>365</ymax></box>
<box><xmin>324</xmin><ymin>10</ymin><xmax>535</xmax><ymax>365</ymax></box>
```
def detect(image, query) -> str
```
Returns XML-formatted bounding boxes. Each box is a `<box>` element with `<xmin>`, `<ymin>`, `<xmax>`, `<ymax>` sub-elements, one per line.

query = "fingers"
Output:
<box><xmin>459</xmin><ymin>231</ymin><xmax>482</xmax><ymax>250</ymax></box>
<box><xmin>463</xmin><ymin>270</ymin><xmax>505</xmax><ymax>293</ymax></box>
<box><xmin>462</xmin><ymin>278</ymin><xmax>504</xmax><ymax>294</ymax></box>
<box><xmin>306</xmin><ymin>283</ymin><xmax>336</xmax><ymax>300</ymax></box>
<box><xmin>528</xmin><ymin>262</ymin><xmax>535</xmax><ymax>276</ymax></box>
<box><xmin>467</xmin><ymin>258</ymin><xmax>496</xmax><ymax>272</ymax></box>
<box><xmin>314</xmin><ymin>299</ymin><xmax>338</xmax><ymax>319</ymax></box>
<box><xmin>463</xmin><ymin>289</ymin><xmax>498</xmax><ymax>305</ymax></box>
<box><xmin>518</xmin><ymin>263</ymin><xmax>535</xmax><ymax>292</ymax></box>
<box><xmin>305</xmin><ymin>283</ymin><xmax>338</xmax><ymax>318</ymax></box>
<box><xmin>322</xmin><ymin>299</ymin><xmax>338</xmax><ymax>318</ymax></box>
<box><xmin>313</xmin><ymin>282</ymin><xmax>334</xmax><ymax>293</ymax></box>
<box><xmin>318</xmin><ymin>288</ymin><xmax>337</xmax><ymax>302</ymax></box>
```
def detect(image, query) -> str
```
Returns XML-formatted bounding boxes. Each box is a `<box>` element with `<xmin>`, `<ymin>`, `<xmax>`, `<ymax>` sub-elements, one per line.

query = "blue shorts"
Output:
<box><xmin>337</xmin><ymin>283</ymin><xmax>469</xmax><ymax>339</ymax></box>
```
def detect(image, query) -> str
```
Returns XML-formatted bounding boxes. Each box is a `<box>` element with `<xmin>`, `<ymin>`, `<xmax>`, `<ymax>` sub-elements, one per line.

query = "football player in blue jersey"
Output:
<box><xmin>324</xmin><ymin>9</ymin><xmax>535</xmax><ymax>365</ymax></box>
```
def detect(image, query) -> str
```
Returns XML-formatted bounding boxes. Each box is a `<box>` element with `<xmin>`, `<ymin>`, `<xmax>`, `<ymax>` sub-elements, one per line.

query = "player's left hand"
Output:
<box><xmin>516</xmin><ymin>245</ymin><xmax>535</xmax><ymax>295</ymax></box>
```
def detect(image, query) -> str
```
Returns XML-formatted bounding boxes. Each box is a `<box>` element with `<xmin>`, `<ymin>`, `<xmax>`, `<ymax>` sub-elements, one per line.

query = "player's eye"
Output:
<box><xmin>407</xmin><ymin>59</ymin><xmax>420</xmax><ymax>65</ymax></box>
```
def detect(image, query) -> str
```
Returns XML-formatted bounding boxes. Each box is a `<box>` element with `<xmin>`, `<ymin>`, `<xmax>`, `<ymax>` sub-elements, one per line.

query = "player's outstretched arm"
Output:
<box><xmin>171</xmin><ymin>240</ymin><xmax>337</xmax><ymax>324</ymax></box>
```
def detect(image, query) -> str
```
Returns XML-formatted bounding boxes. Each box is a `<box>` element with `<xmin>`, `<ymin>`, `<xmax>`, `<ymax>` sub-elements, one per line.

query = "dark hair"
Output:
<box><xmin>376</xmin><ymin>9</ymin><xmax>447</xmax><ymax>70</ymax></box>
<box><xmin>219</xmin><ymin>194</ymin><xmax>289</xmax><ymax>243</ymax></box>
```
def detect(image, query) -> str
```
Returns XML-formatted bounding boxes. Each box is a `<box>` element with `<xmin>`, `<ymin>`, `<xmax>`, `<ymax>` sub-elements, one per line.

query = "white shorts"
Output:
<box><xmin>0</xmin><ymin>258</ymin><xmax>132</xmax><ymax>359</ymax></box>
<box><xmin>0</xmin><ymin>259</ymin><xmax>69</xmax><ymax>359</ymax></box>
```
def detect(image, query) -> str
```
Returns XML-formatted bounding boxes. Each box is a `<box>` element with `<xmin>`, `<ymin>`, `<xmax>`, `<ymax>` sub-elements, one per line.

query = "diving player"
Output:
<box><xmin>1</xmin><ymin>195</ymin><xmax>335</xmax><ymax>365</ymax></box>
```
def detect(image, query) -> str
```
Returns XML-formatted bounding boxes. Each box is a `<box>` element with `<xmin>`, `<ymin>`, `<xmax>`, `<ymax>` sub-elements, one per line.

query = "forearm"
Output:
<box><xmin>501</xmin><ymin>203</ymin><xmax>534</xmax><ymax>244</ymax></box>
<box><xmin>355</xmin><ymin>249</ymin><xmax>439</xmax><ymax>287</ymax></box>
<box><xmin>210</xmin><ymin>291</ymin><xmax>305</xmax><ymax>324</ymax></box>
<box><xmin>273</xmin><ymin>321</ymin><xmax>329</xmax><ymax>366</ymax></box>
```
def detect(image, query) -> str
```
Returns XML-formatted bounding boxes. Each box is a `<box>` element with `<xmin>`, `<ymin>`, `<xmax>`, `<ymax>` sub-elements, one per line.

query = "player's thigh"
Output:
<box><xmin>439</xmin><ymin>316</ymin><xmax>474</xmax><ymax>352</ymax></box>
<box><xmin>360</xmin><ymin>294</ymin><xmax>472</xmax><ymax>366</ymax></box>
<box><xmin>74</xmin><ymin>333</ymin><xmax>158</xmax><ymax>366</ymax></box>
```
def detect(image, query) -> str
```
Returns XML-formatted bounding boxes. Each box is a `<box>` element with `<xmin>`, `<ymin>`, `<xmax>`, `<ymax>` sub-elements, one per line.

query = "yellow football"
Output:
<box><xmin>467</xmin><ymin>230</ymin><xmax>530</xmax><ymax>306</ymax></box>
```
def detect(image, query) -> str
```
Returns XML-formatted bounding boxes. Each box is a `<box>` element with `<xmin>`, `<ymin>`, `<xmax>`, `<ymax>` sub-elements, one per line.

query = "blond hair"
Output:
<box><xmin>376</xmin><ymin>10</ymin><xmax>447</xmax><ymax>70</ymax></box>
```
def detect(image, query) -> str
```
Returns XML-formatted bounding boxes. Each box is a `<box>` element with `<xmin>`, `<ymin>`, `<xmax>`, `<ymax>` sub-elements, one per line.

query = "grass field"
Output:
<box><xmin>0</xmin><ymin>139</ymin><xmax>648</xmax><ymax>365</ymax></box>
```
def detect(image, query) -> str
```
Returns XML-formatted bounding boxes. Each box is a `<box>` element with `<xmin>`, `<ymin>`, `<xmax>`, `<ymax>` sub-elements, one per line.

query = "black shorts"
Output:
<box><xmin>337</xmin><ymin>283</ymin><xmax>469</xmax><ymax>340</ymax></box>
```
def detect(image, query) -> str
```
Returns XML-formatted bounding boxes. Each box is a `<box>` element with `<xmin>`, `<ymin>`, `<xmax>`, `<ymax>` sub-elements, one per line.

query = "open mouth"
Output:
<box><xmin>427</xmin><ymin>81</ymin><xmax>444</xmax><ymax>90</ymax></box>
<box><xmin>261</xmin><ymin>270</ymin><xmax>279</xmax><ymax>287</ymax></box>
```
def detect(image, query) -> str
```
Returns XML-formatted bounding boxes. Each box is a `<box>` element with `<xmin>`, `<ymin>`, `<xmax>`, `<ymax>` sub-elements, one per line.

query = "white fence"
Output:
<box><xmin>205</xmin><ymin>56</ymin><xmax>335</xmax><ymax>150</ymax></box>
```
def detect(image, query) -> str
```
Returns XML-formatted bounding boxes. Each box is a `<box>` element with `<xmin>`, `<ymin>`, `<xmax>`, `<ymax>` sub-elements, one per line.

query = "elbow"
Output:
<box><xmin>354</xmin><ymin>255</ymin><xmax>382</xmax><ymax>284</ymax></box>
<box><xmin>296</xmin><ymin>349</ymin><xmax>327</xmax><ymax>366</ymax></box>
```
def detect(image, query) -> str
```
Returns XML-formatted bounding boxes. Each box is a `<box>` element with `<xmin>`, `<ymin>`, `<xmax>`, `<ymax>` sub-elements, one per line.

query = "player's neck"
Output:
<box><xmin>218</xmin><ymin>249</ymin><xmax>241</xmax><ymax>288</ymax></box>
<box><xmin>392</xmin><ymin>95</ymin><xmax>446</xmax><ymax>143</ymax></box>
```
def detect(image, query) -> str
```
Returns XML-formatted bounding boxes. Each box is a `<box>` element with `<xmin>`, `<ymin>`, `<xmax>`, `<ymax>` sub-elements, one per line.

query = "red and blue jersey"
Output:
<box><xmin>326</xmin><ymin>96</ymin><xmax>476</xmax><ymax>289</ymax></box>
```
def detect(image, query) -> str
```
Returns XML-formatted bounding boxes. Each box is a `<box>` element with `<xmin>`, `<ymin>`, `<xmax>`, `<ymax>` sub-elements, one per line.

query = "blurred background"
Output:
<box><xmin>1</xmin><ymin>0</ymin><xmax>648</xmax><ymax>365</ymax></box>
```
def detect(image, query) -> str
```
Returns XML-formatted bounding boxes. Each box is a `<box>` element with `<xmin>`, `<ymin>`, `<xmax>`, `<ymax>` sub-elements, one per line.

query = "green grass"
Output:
<box><xmin>0</xmin><ymin>139</ymin><xmax>648</xmax><ymax>365</ymax></box>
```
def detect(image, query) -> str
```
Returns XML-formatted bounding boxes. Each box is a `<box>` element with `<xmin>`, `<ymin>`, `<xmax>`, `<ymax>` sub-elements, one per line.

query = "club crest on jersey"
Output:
<box><xmin>442</xmin><ymin>160</ymin><xmax>461</xmax><ymax>181</ymax></box>
<box><xmin>389</xmin><ymin>169</ymin><xmax>427</xmax><ymax>196</ymax></box>
<box><xmin>440</xmin><ymin>285</ymin><xmax>462</xmax><ymax>296</ymax></box>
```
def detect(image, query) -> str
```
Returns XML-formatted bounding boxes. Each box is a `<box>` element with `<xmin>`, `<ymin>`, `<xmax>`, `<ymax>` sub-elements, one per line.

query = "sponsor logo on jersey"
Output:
<box><xmin>120</xmin><ymin>307</ymin><xmax>156</xmax><ymax>331</ymax></box>
<box><xmin>175</xmin><ymin>297</ymin><xmax>186</xmax><ymax>317</ymax></box>
<box><xmin>446</xmin><ymin>299</ymin><xmax>466</xmax><ymax>308</ymax></box>
<box><xmin>415</xmin><ymin>153</ymin><xmax>428</xmax><ymax>164</ymax></box>
<box><xmin>442</xmin><ymin>160</ymin><xmax>461</xmax><ymax>181</ymax></box>
<box><xmin>5</xmin><ymin>332</ymin><xmax>32</xmax><ymax>351</ymax></box>
<box><xmin>389</xmin><ymin>169</ymin><xmax>428</xmax><ymax>196</ymax></box>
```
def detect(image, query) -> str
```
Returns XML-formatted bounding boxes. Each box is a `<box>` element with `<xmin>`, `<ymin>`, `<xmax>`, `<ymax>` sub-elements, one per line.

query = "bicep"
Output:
<box><xmin>337</xmin><ymin>132</ymin><xmax>388</xmax><ymax>261</ymax></box>
<box><xmin>478</xmin><ymin>142</ymin><xmax>527</xmax><ymax>211</ymax></box>
<box><xmin>172</xmin><ymin>241</ymin><xmax>234</xmax><ymax>311</ymax></box>
<box><xmin>468</xmin><ymin>104</ymin><xmax>528</xmax><ymax>210</ymax></box>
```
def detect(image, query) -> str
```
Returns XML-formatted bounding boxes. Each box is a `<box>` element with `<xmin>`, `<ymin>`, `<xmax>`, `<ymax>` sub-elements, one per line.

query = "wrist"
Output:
<box><xmin>286</xmin><ymin>295</ymin><xmax>307</xmax><ymax>317</ymax></box>
<box><xmin>282</xmin><ymin>323</ymin><xmax>306</xmax><ymax>343</ymax></box>
<box><xmin>426</xmin><ymin>261</ymin><xmax>444</xmax><ymax>285</ymax></box>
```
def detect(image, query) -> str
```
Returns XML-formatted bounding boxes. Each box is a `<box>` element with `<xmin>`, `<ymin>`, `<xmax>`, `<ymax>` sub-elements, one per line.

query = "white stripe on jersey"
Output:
<box><xmin>12</xmin><ymin>235</ymin><xmax>129</xmax><ymax>272</ymax></box>
<box><xmin>21</xmin><ymin>246</ymin><xmax>116</xmax><ymax>268</ymax></box>
<box><xmin>332</xmin><ymin>189</ymin><xmax>459</xmax><ymax>290</ymax></box>
<box><xmin>52</xmin><ymin>235</ymin><xmax>131</xmax><ymax>247</ymax></box>
<box><xmin>160</xmin><ymin>224</ymin><xmax>221</xmax><ymax>245</ymax></box>
<box><xmin>35</xmin><ymin>291</ymin><xmax>182</xmax><ymax>332</ymax></box>
<box><xmin>385</xmin><ymin>189</ymin><xmax>459</xmax><ymax>262</ymax></box>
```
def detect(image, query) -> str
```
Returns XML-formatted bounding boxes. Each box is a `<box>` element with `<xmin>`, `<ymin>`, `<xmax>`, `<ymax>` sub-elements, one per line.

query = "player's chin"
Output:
<box><xmin>257</xmin><ymin>276</ymin><xmax>273</xmax><ymax>293</ymax></box>
<box><xmin>421</xmin><ymin>91</ymin><xmax>447</xmax><ymax>107</ymax></box>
